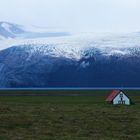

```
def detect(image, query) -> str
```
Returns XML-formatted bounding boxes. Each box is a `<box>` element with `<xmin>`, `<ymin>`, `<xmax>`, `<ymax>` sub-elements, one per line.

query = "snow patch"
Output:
<box><xmin>1</xmin><ymin>23</ymin><xmax>13</xmax><ymax>34</ymax></box>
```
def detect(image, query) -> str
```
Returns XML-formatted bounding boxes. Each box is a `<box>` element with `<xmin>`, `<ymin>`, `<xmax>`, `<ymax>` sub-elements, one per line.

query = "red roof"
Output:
<box><xmin>106</xmin><ymin>90</ymin><xmax>120</xmax><ymax>102</ymax></box>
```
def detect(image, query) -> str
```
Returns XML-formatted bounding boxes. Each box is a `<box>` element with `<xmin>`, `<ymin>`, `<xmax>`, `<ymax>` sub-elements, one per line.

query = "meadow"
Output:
<box><xmin>0</xmin><ymin>90</ymin><xmax>140</xmax><ymax>140</ymax></box>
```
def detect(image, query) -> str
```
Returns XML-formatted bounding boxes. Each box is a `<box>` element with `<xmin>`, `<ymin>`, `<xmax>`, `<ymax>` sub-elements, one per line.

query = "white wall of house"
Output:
<box><xmin>113</xmin><ymin>92</ymin><xmax>130</xmax><ymax>105</ymax></box>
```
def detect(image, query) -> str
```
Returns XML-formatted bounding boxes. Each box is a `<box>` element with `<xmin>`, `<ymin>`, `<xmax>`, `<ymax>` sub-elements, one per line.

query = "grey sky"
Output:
<box><xmin>0</xmin><ymin>0</ymin><xmax>140</xmax><ymax>32</ymax></box>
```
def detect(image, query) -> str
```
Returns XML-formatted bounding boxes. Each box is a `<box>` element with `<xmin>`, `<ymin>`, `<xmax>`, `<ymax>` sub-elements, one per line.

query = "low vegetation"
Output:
<box><xmin>0</xmin><ymin>91</ymin><xmax>139</xmax><ymax>140</ymax></box>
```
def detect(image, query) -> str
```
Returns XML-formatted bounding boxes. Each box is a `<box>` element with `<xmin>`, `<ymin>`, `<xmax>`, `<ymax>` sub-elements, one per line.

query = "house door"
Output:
<box><xmin>118</xmin><ymin>100</ymin><xmax>125</xmax><ymax>104</ymax></box>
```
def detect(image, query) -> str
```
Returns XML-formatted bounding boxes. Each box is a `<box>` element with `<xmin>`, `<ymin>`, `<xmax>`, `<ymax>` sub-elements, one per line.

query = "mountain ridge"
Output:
<box><xmin>0</xmin><ymin>21</ymin><xmax>70</xmax><ymax>40</ymax></box>
<box><xmin>0</xmin><ymin>22</ymin><xmax>140</xmax><ymax>88</ymax></box>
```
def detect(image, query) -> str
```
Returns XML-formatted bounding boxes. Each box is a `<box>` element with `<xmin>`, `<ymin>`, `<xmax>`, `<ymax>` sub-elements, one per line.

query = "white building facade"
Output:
<box><xmin>113</xmin><ymin>91</ymin><xmax>130</xmax><ymax>105</ymax></box>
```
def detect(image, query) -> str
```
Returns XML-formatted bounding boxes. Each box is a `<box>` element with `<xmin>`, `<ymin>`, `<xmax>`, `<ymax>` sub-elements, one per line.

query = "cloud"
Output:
<box><xmin>0</xmin><ymin>0</ymin><xmax>140</xmax><ymax>32</ymax></box>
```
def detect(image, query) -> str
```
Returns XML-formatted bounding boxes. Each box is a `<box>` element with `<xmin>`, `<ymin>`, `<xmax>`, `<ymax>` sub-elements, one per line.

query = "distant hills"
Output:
<box><xmin>0</xmin><ymin>21</ymin><xmax>69</xmax><ymax>40</ymax></box>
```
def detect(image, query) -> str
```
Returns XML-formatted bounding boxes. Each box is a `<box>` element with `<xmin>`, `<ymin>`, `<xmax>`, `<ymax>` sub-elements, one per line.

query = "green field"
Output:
<box><xmin>0</xmin><ymin>91</ymin><xmax>140</xmax><ymax>140</ymax></box>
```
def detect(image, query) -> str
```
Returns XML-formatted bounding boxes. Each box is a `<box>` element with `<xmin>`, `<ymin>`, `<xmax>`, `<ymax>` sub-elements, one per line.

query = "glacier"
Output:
<box><xmin>0</xmin><ymin>22</ymin><xmax>140</xmax><ymax>88</ymax></box>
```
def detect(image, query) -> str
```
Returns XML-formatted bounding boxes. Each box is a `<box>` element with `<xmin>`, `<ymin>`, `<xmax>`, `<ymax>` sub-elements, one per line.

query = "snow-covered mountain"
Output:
<box><xmin>0</xmin><ymin>22</ymin><xmax>26</xmax><ymax>39</ymax></box>
<box><xmin>0</xmin><ymin>21</ymin><xmax>69</xmax><ymax>40</ymax></box>
<box><xmin>0</xmin><ymin>22</ymin><xmax>140</xmax><ymax>88</ymax></box>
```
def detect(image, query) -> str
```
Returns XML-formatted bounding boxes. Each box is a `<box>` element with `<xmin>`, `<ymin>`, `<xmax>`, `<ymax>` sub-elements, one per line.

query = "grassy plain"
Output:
<box><xmin>0</xmin><ymin>90</ymin><xmax>140</xmax><ymax>140</ymax></box>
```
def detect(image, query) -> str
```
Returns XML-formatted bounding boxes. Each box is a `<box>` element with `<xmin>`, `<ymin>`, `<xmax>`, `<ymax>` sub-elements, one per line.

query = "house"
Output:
<box><xmin>106</xmin><ymin>90</ymin><xmax>131</xmax><ymax>105</ymax></box>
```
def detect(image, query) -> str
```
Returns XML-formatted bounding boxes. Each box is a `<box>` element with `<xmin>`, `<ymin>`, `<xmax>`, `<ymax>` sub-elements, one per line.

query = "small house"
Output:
<box><xmin>106</xmin><ymin>90</ymin><xmax>131</xmax><ymax>105</ymax></box>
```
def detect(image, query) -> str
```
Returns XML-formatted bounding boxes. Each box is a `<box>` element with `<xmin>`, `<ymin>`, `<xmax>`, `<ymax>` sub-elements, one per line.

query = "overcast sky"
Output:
<box><xmin>0</xmin><ymin>0</ymin><xmax>140</xmax><ymax>32</ymax></box>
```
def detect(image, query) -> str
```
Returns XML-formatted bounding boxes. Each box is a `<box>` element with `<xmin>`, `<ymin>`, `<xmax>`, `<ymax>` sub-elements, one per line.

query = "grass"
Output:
<box><xmin>0</xmin><ymin>91</ymin><xmax>140</xmax><ymax>140</ymax></box>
